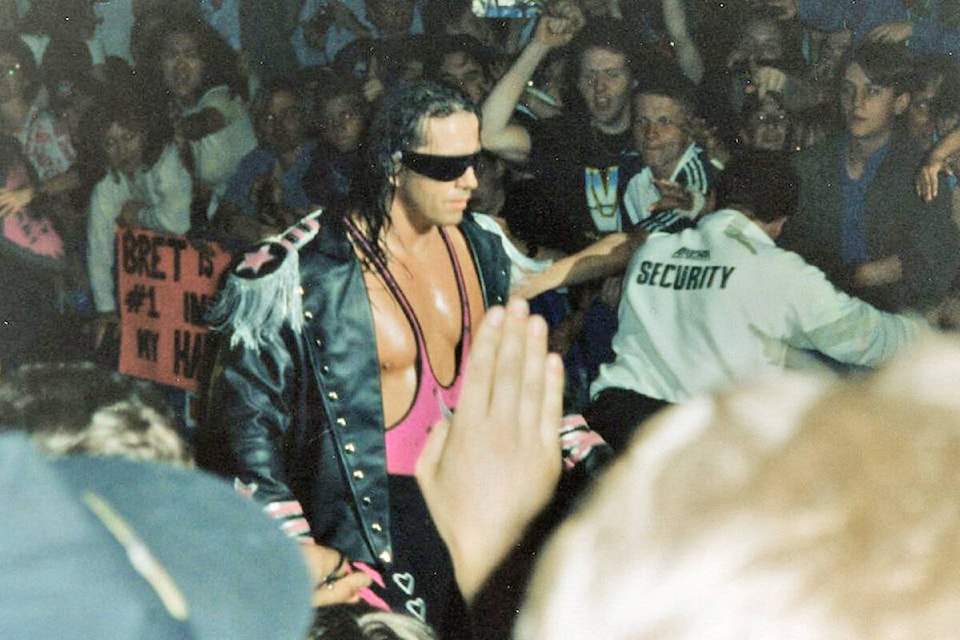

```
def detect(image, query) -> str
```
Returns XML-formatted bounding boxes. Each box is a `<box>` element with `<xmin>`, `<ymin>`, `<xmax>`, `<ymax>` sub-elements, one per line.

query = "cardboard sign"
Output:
<box><xmin>118</xmin><ymin>228</ymin><xmax>231</xmax><ymax>392</ymax></box>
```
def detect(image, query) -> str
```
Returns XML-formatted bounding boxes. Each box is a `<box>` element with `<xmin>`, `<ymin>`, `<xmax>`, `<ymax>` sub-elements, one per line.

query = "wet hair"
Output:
<box><xmin>0</xmin><ymin>30</ymin><xmax>41</xmax><ymax>104</ymax></box>
<box><xmin>714</xmin><ymin>150</ymin><xmax>799</xmax><ymax>221</ymax></box>
<box><xmin>842</xmin><ymin>42</ymin><xmax>913</xmax><ymax>96</ymax></box>
<box><xmin>350</xmin><ymin>80</ymin><xmax>478</xmax><ymax>262</ymax></box>
<box><xmin>0</xmin><ymin>362</ymin><xmax>191</xmax><ymax>466</ymax></box>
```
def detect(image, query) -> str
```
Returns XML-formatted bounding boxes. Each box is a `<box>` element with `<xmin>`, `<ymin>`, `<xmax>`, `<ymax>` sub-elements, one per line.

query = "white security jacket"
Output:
<box><xmin>592</xmin><ymin>209</ymin><xmax>923</xmax><ymax>402</ymax></box>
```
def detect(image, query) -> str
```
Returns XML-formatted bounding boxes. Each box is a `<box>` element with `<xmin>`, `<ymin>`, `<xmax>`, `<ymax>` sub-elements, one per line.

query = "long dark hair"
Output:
<box><xmin>349</xmin><ymin>80</ymin><xmax>478</xmax><ymax>263</ymax></box>
<box><xmin>140</xmin><ymin>15</ymin><xmax>246</xmax><ymax>106</ymax></box>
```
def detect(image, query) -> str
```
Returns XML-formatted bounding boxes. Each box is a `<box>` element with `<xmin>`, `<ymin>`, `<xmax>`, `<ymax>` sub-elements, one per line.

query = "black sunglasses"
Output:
<box><xmin>401</xmin><ymin>150</ymin><xmax>480</xmax><ymax>181</ymax></box>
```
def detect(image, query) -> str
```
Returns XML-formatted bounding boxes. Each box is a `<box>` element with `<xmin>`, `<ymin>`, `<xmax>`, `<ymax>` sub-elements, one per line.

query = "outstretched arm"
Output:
<box><xmin>416</xmin><ymin>298</ymin><xmax>564</xmax><ymax>602</ymax></box>
<box><xmin>511</xmin><ymin>231</ymin><xmax>644</xmax><ymax>300</ymax></box>
<box><xmin>662</xmin><ymin>0</ymin><xmax>703</xmax><ymax>84</ymax></box>
<box><xmin>481</xmin><ymin>1</ymin><xmax>584</xmax><ymax>163</ymax></box>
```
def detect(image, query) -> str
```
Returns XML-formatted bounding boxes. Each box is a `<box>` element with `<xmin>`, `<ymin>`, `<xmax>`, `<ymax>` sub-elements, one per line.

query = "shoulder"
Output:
<box><xmin>209</xmin><ymin>209</ymin><xmax>327</xmax><ymax>350</ymax></box>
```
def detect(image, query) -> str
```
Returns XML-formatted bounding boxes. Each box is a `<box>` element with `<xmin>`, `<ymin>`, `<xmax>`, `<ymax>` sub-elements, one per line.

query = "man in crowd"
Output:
<box><xmin>481</xmin><ymin>10</ymin><xmax>645</xmax><ymax>254</ymax></box>
<box><xmin>622</xmin><ymin>72</ymin><xmax>720</xmax><ymax>233</ymax></box>
<box><xmin>780</xmin><ymin>42</ymin><xmax>960</xmax><ymax>312</ymax></box>
<box><xmin>585</xmin><ymin>151</ymin><xmax>923</xmax><ymax>451</ymax></box>
<box><xmin>199</xmin><ymin>81</ymin><xmax>511</xmax><ymax>632</ymax></box>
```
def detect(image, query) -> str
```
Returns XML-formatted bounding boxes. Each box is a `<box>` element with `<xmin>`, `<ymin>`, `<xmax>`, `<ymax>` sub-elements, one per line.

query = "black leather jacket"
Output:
<box><xmin>201</xmin><ymin>212</ymin><xmax>511</xmax><ymax>567</ymax></box>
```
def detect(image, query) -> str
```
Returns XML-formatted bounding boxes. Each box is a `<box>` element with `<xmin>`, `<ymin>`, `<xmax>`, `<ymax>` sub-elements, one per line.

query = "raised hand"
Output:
<box><xmin>415</xmin><ymin>298</ymin><xmax>564</xmax><ymax>601</ymax></box>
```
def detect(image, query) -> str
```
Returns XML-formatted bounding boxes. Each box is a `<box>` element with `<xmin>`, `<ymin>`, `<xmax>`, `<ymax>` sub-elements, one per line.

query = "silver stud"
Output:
<box><xmin>299</xmin><ymin>286</ymin><xmax>305</xmax><ymax>296</ymax></box>
<box><xmin>362</xmin><ymin>496</ymin><xmax>372</xmax><ymax>506</ymax></box>
<box><xmin>328</xmin><ymin>391</ymin><xmax>339</xmax><ymax>401</ymax></box>
<box><xmin>344</xmin><ymin>443</ymin><xmax>356</xmax><ymax>454</ymax></box>
<box><xmin>321</xmin><ymin>365</ymin><xmax>330</xmax><ymax>374</ymax></box>
<box><xmin>304</xmin><ymin>310</ymin><xmax>314</xmax><ymax>319</ymax></box>
<box><xmin>379</xmin><ymin>550</ymin><xmax>393</xmax><ymax>563</ymax></box>
<box><xmin>315</xmin><ymin>338</ymin><xmax>323</xmax><ymax>347</ymax></box>
<box><xmin>336</xmin><ymin>417</ymin><xmax>347</xmax><ymax>427</ymax></box>
<box><xmin>352</xmin><ymin>469</ymin><xmax>364</xmax><ymax>480</ymax></box>
<box><xmin>371</xmin><ymin>522</ymin><xmax>382</xmax><ymax>532</ymax></box>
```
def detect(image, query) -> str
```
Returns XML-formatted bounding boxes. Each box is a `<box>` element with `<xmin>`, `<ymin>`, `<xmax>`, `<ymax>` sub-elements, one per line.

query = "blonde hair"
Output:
<box><xmin>519</xmin><ymin>336</ymin><xmax>960</xmax><ymax>639</ymax></box>
<box><xmin>0</xmin><ymin>362</ymin><xmax>192</xmax><ymax>466</ymax></box>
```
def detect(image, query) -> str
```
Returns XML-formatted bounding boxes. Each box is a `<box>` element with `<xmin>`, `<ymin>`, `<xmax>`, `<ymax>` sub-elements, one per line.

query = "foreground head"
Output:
<box><xmin>354</xmin><ymin>80</ymin><xmax>480</xmax><ymax>250</ymax></box>
<box><xmin>0</xmin><ymin>362</ymin><xmax>191</xmax><ymax>466</ymax></box>
<box><xmin>520</xmin><ymin>335</ymin><xmax>960</xmax><ymax>639</ymax></box>
<box><xmin>840</xmin><ymin>43</ymin><xmax>911</xmax><ymax>143</ymax></box>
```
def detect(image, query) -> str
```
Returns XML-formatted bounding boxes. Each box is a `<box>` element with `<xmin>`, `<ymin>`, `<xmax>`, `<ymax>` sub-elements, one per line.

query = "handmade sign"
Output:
<box><xmin>118</xmin><ymin>228</ymin><xmax>231</xmax><ymax>392</ymax></box>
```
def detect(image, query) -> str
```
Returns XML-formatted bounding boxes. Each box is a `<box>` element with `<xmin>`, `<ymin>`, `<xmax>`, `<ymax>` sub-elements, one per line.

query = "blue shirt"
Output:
<box><xmin>222</xmin><ymin>142</ymin><xmax>316</xmax><ymax>216</ymax></box>
<box><xmin>839</xmin><ymin>136</ymin><xmax>890</xmax><ymax>265</ymax></box>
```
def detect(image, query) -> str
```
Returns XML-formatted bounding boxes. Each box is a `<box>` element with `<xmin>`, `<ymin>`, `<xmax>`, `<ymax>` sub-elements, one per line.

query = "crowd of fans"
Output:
<box><xmin>4</xmin><ymin>0</ymin><xmax>960</xmax><ymax>638</ymax></box>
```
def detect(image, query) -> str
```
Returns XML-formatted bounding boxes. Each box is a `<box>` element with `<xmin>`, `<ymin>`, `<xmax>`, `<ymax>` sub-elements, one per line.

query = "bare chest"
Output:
<box><xmin>359</xmin><ymin>232</ymin><xmax>484</xmax><ymax>425</ymax></box>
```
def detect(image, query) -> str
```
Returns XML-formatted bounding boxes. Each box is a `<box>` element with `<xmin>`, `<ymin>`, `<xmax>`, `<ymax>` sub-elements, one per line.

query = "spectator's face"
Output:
<box><xmin>366</xmin><ymin>0</ymin><xmax>414</xmax><ymax>37</ymax></box>
<box><xmin>440</xmin><ymin>51</ymin><xmax>489</xmax><ymax>105</ymax></box>
<box><xmin>936</xmin><ymin>110</ymin><xmax>960</xmax><ymax>139</ymax></box>
<box><xmin>161</xmin><ymin>32</ymin><xmax>203</xmax><ymax>104</ymax></box>
<box><xmin>320</xmin><ymin>94</ymin><xmax>365</xmax><ymax>154</ymax></box>
<box><xmin>103</xmin><ymin>122</ymin><xmax>144</xmax><ymax>177</ymax></box>
<box><xmin>633</xmin><ymin>93</ymin><xmax>690</xmax><ymax>178</ymax></box>
<box><xmin>261</xmin><ymin>90</ymin><xmax>305</xmax><ymax>152</ymax></box>
<box><xmin>394</xmin><ymin>111</ymin><xmax>480</xmax><ymax>230</ymax></box>
<box><xmin>744</xmin><ymin>97</ymin><xmax>790</xmax><ymax>151</ymax></box>
<box><xmin>739</xmin><ymin>18</ymin><xmax>783</xmax><ymax>64</ymax></box>
<box><xmin>0</xmin><ymin>52</ymin><xmax>24</xmax><ymax>103</ymax></box>
<box><xmin>578</xmin><ymin>48</ymin><xmax>633</xmax><ymax>131</ymax></box>
<box><xmin>467</xmin><ymin>153</ymin><xmax>506</xmax><ymax>215</ymax></box>
<box><xmin>840</xmin><ymin>62</ymin><xmax>906</xmax><ymax>142</ymax></box>
<box><xmin>906</xmin><ymin>76</ymin><xmax>942</xmax><ymax>151</ymax></box>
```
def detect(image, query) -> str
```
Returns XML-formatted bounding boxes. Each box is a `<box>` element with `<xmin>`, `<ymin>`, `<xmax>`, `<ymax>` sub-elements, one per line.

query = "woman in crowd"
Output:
<box><xmin>140</xmin><ymin>16</ymin><xmax>257</xmax><ymax>231</ymax></box>
<box><xmin>83</xmin><ymin>95</ymin><xmax>191</xmax><ymax>359</ymax></box>
<box><xmin>0</xmin><ymin>31</ymin><xmax>78</xmax><ymax>211</ymax></box>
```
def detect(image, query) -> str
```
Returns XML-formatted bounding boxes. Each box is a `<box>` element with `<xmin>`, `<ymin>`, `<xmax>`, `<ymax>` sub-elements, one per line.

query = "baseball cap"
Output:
<box><xmin>0</xmin><ymin>433</ymin><xmax>313</xmax><ymax>640</ymax></box>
